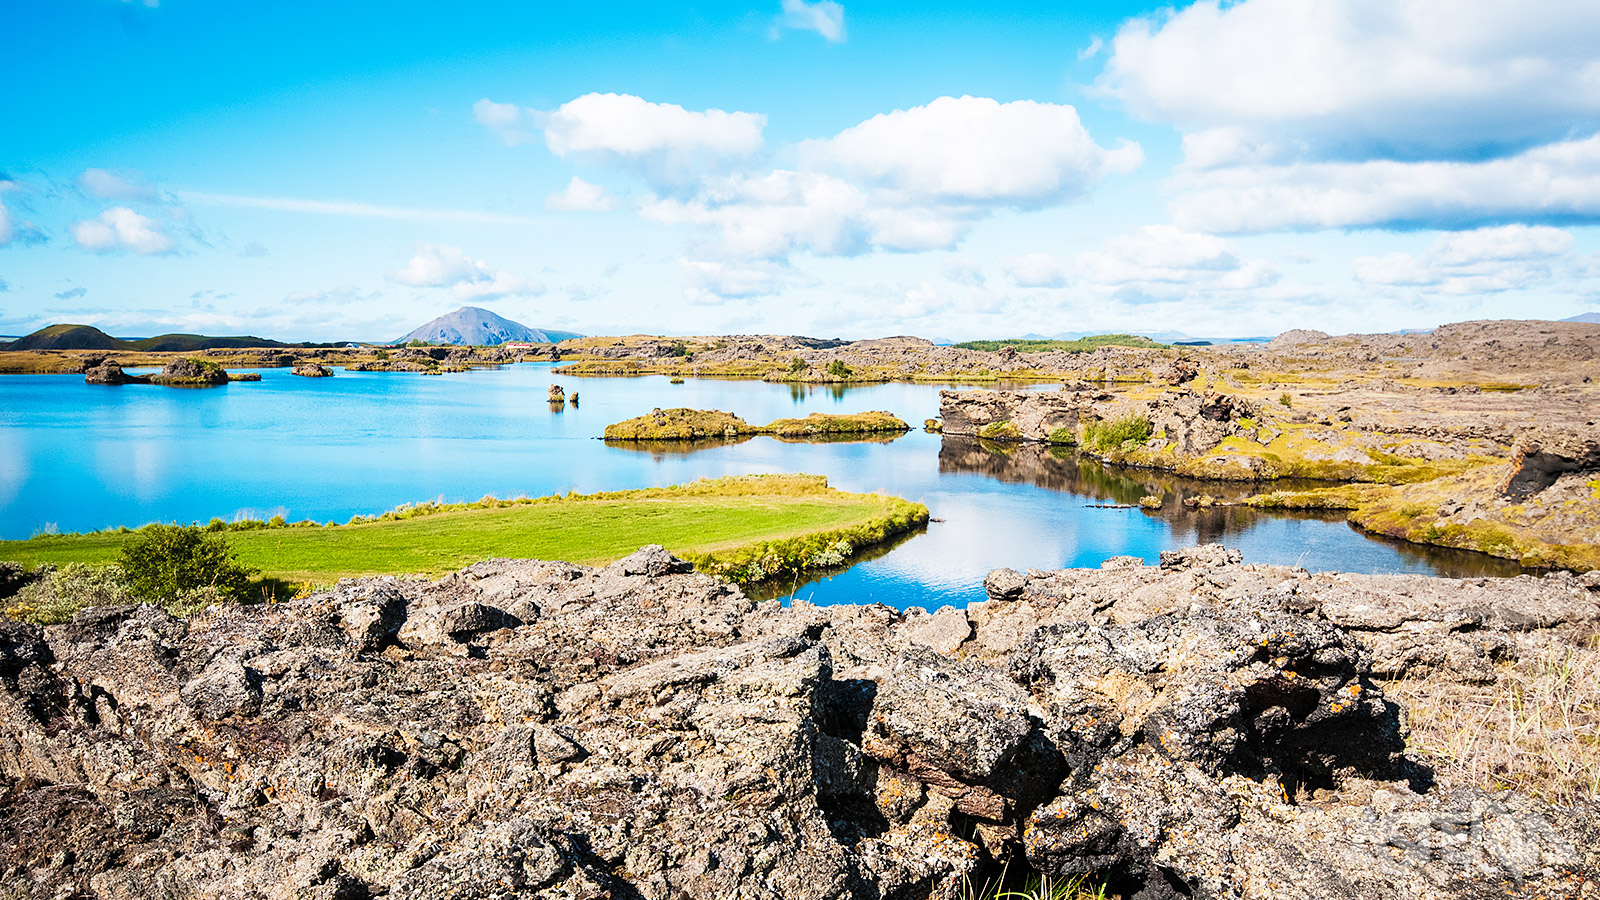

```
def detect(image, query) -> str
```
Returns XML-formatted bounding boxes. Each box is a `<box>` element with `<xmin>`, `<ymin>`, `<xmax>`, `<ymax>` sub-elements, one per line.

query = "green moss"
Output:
<box><xmin>979</xmin><ymin>420</ymin><xmax>1023</xmax><ymax>441</ymax></box>
<box><xmin>1047</xmin><ymin>425</ymin><xmax>1076</xmax><ymax>446</ymax></box>
<box><xmin>762</xmin><ymin>411</ymin><xmax>910</xmax><ymax>437</ymax></box>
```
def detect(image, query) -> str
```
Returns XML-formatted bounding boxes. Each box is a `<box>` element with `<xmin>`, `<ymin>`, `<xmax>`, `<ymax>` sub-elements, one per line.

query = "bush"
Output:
<box><xmin>1082</xmin><ymin>415</ymin><xmax>1153</xmax><ymax>452</ymax></box>
<box><xmin>826</xmin><ymin>359</ymin><xmax>852</xmax><ymax>379</ymax></box>
<box><xmin>1047</xmin><ymin>426</ymin><xmax>1076</xmax><ymax>446</ymax></box>
<box><xmin>118</xmin><ymin>524</ymin><xmax>258</xmax><ymax>605</ymax></box>
<box><xmin>1279</xmin><ymin>392</ymin><xmax>1293</xmax><ymax>407</ymax></box>
<box><xmin>788</xmin><ymin>357</ymin><xmax>808</xmax><ymax>374</ymax></box>
<box><xmin>5</xmin><ymin>564</ymin><xmax>133</xmax><ymax>624</ymax></box>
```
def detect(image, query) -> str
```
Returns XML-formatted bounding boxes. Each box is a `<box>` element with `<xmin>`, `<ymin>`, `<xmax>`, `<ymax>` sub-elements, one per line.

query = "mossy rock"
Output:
<box><xmin>978</xmin><ymin>420</ymin><xmax>1023</xmax><ymax>441</ymax></box>
<box><xmin>605</xmin><ymin>408</ymin><xmax>754</xmax><ymax>440</ymax></box>
<box><xmin>763</xmin><ymin>411</ymin><xmax>909</xmax><ymax>437</ymax></box>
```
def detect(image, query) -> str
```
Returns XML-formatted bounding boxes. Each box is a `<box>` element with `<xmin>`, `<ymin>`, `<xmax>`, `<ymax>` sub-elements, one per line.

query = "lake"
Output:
<box><xmin>0</xmin><ymin>363</ymin><xmax>1527</xmax><ymax>609</ymax></box>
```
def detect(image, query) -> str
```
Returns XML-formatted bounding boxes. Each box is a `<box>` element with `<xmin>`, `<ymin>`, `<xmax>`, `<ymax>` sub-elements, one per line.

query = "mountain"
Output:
<box><xmin>395</xmin><ymin>306</ymin><xmax>583</xmax><ymax>345</ymax></box>
<box><xmin>5</xmin><ymin>324</ymin><xmax>132</xmax><ymax>351</ymax></box>
<box><xmin>1564</xmin><ymin>312</ymin><xmax>1600</xmax><ymax>324</ymax></box>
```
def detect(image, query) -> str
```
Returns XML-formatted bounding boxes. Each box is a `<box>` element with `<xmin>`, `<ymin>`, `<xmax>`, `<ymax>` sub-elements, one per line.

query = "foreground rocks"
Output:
<box><xmin>2</xmin><ymin>547</ymin><xmax>1596</xmax><ymax>899</ymax></box>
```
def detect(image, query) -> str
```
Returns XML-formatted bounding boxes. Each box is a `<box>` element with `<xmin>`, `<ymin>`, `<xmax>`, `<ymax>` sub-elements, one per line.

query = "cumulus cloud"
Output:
<box><xmin>1169</xmin><ymin>136</ymin><xmax>1600</xmax><ymax>233</ymax></box>
<box><xmin>805</xmin><ymin>96</ymin><xmax>1142</xmax><ymax>206</ymax></box>
<box><xmin>1002</xmin><ymin>253</ymin><xmax>1068</xmax><ymax>288</ymax></box>
<box><xmin>540</xmin><ymin>93</ymin><xmax>766</xmax><ymax>189</ymax></box>
<box><xmin>1099</xmin><ymin>0</ymin><xmax>1600</xmax><ymax>167</ymax></box>
<box><xmin>778</xmin><ymin>0</ymin><xmax>846</xmax><ymax>43</ymax></box>
<box><xmin>640</xmin><ymin>96</ymin><xmax>1142</xmax><ymax>302</ymax></box>
<box><xmin>54</xmin><ymin>287</ymin><xmax>87</xmax><ymax>301</ymax></box>
<box><xmin>386</xmin><ymin>243</ymin><xmax>542</xmax><ymax>301</ymax></box>
<box><xmin>545</xmin><ymin>176</ymin><xmax>618</xmax><ymax>212</ymax></box>
<box><xmin>70</xmin><ymin>207</ymin><xmax>175</xmax><ymax>255</ymax></box>
<box><xmin>1097</xmin><ymin>0</ymin><xmax>1600</xmax><ymax>232</ymax></box>
<box><xmin>1073</xmin><ymin>225</ymin><xmax>1279</xmax><ymax>300</ymax></box>
<box><xmin>1353</xmin><ymin>225</ymin><xmax>1577</xmax><ymax>294</ymax></box>
<box><xmin>78</xmin><ymin>168</ymin><xmax>158</xmax><ymax>201</ymax></box>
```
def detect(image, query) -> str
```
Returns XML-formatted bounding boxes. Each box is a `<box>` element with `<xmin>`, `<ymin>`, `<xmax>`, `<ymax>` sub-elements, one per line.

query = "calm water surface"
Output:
<box><xmin>0</xmin><ymin>364</ymin><xmax>1525</xmax><ymax>609</ymax></box>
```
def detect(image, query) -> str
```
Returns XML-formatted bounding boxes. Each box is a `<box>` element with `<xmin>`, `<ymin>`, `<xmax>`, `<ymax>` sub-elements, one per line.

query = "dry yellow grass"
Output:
<box><xmin>1391</xmin><ymin>629</ymin><xmax>1600</xmax><ymax>806</ymax></box>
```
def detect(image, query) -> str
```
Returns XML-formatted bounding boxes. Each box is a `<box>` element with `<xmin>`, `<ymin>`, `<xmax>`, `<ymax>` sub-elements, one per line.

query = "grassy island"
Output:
<box><xmin>603</xmin><ymin>408</ymin><xmax>911</xmax><ymax>441</ymax></box>
<box><xmin>0</xmin><ymin>475</ymin><xmax>929</xmax><ymax>592</ymax></box>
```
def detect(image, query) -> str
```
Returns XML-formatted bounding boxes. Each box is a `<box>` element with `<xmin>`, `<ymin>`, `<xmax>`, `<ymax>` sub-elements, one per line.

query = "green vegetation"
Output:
<box><xmin>119</xmin><ymin>524</ymin><xmax>257</xmax><ymax>604</ymax></box>
<box><xmin>603</xmin><ymin>408</ymin><xmax>751</xmax><ymax>440</ymax></box>
<box><xmin>788</xmin><ymin>356</ymin><xmax>808</xmax><ymax>374</ymax></box>
<box><xmin>826</xmin><ymin>359</ymin><xmax>853</xmax><ymax>379</ymax></box>
<box><xmin>764</xmin><ymin>411</ymin><xmax>910</xmax><ymax>437</ymax></box>
<box><xmin>1279</xmin><ymin>391</ymin><xmax>1293</xmax><ymax>407</ymax></box>
<box><xmin>604</xmin><ymin>408</ymin><xmax>910</xmax><ymax>441</ymax></box>
<box><xmin>0</xmin><ymin>475</ymin><xmax>928</xmax><ymax>590</ymax></box>
<box><xmin>953</xmin><ymin>334</ymin><xmax>1167</xmax><ymax>353</ymax></box>
<box><xmin>1047</xmin><ymin>426</ymin><xmax>1076</xmax><ymax>446</ymax></box>
<box><xmin>4</xmin><ymin>564</ymin><xmax>133</xmax><ymax>624</ymax></box>
<box><xmin>1081</xmin><ymin>415</ymin><xmax>1153</xmax><ymax>451</ymax></box>
<box><xmin>978</xmin><ymin>420</ymin><xmax>1023</xmax><ymax>441</ymax></box>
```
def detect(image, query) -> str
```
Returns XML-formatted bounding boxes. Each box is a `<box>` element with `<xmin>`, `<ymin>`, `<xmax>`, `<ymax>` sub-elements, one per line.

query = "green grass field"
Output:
<box><xmin>0</xmin><ymin>475</ymin><xmax>924</xmax><ymax>585</ymax></box>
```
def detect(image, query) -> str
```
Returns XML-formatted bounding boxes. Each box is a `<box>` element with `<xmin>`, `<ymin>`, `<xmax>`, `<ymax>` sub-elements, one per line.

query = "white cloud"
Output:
<box><xmin>386</xmin><ymin>243</ymin><xmax>542</xmax><ymax>301</ymax></box>
<box><xmin>1002</xmin><ymin>253</ymin><xmax>1067</xmax><ymax>288</ymax></box>
<box><xmin>540</xmin><ymin>93</ymin><xmax>766</xmax><ymax>188</ymax></box>
<box><xmin>1099</xmin><ymin>0</ymin><xmax>1600</xmax><ymax>167</ymax></box>
<box><xmin>680</xmin><ymin>259</ymin><xmax>786</xmax><ymax>305</ymax></box>
<box><xmin>1353</xmin><ymin>225</ymin><xmax>1576</xmax><ymax>294</ymax></box>
<box><xmin>474</xmin><ymin>98</ymin><xmax>535</xmax><ymax>146</ymax></box>
<box><xmin>1073</xmin><ymin>225</ymin><xmax>1279</xmax><ymax>300</ymax></box>
<box><xmin>1097</xmin><ymin>0</ymin><xmax>1600</xmax><ymax>233</ymax></box>
<box><xmin>1168</xmin><ymin>136</ymin><xmax>1600</xmax><ymax>233</ymax></box>
<box><xmin>78</xmin><ymin>168</ymin><xmax>158</xmax><ymax>201</ymax></box>
<box><xmin>943</xmin><ymin>257</ymin><xmax>986</xmax><ymax>287</ymax></box>
<box><xmin>778</xmin><ymin>0</ymin><xmax>846</xmax><ymax>43</ymax></box>
<box><xmin>70</xmin><ymin>207</ymin><xmax>175</xmax><ymax>255</ymax></box>
<box><xmin>804</xmin><ymin>96</ymin><xmax>1142</xmax><ymax>206</ymax></box>
<box><xmin>0</xmin><ymin>180</ymin><xmax>47</xmax><ymax>248</ymax></box>
<box><xmin>180</xmin><ymin>191</ymin><xmax>540</xmax><ymax>225</ymax></box>
<box><xmin>545</xmin><ymin>176</ymin><xmax>618</xmax><ymax>212</ymax></box>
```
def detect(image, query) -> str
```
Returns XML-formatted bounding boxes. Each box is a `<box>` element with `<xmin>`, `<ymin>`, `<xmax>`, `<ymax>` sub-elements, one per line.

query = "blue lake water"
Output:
<box><xmin>0</xmin><ymin>363</ymin><xmax>1526</xmax><ymax>609</ymax></box>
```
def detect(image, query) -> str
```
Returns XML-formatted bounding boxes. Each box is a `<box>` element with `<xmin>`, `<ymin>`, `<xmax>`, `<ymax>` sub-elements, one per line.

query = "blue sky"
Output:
<box><xmin>3</xmin><ymin>0</ymin><xmax>1598</xmax><ymax>341</ymax></box>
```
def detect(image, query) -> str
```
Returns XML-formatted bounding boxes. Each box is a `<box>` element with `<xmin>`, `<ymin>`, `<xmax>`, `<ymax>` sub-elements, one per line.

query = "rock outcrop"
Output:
<box><xmin>82</xmin><ymin>360</ymin><xmax>148</xmax><ymax>385</ymax></box>
<box><xmin>291</xmin><ymin>364</ymin><xmax>333</xmax><ymax>378</ymax></box>
<box><xmin>2</xmin><ymin>547</ymin><xmax>1594</xmax><ymax>899</ymax></box>
<box><xmin>150</xmin><ymin>358</ymin><xmax>230</xmax><ymax>386</ymax></box>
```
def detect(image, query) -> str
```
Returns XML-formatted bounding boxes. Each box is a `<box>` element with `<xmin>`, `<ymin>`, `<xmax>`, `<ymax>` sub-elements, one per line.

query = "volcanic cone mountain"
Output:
<box><xmin>396</xmin><ymin>306</ymin><xmax>581</xmax><ymax>345</ymax></box>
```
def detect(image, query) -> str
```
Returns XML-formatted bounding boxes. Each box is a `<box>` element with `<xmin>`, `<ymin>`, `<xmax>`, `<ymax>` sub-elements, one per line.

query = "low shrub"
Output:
<box><xmin>118</xmin><ymin>523</ymin><xmax>258</xmax><ymax>605</ymax></box>
<box><xmin>4</xmin><ymin>563</ymin><xmax>133</xmax><ymax>624</ymax></box>
<box><xmin>979</xmin><ymin>420</ymin><xmax>1022</xmax><ymax>441</ymax></box>
<box><xmin>826</xmin><ymin>359</ymin><xmax>852</xmax><ymax>379</ymax></box>
<box><xmin>1047</xmin><ymin>426</ymin><xmax>1075</xmax><ymax>446</ymax></box>
<box><xmin>1081</xmin><ymin>415</ymin><xmax>1152</xmax><ymax>452</ymax></box>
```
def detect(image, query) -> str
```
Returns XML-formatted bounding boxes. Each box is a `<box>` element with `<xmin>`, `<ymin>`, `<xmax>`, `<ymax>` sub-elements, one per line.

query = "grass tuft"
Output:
<box><xmin>1391</xmin><ymin>630</ymin><xmax>1600</xmax><ymax>806</ymax></box>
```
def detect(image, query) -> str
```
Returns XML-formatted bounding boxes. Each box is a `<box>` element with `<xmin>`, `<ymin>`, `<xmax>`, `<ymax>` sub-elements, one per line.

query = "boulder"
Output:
<box><xmin>291</xmin><ymin>363</ymin><xmax>333</xmax><ymax>377</ymax></box>
<box><xmin>150</xmin><ymin>357</ymin><xmax>229</xmax><ymax>386</ymax></box>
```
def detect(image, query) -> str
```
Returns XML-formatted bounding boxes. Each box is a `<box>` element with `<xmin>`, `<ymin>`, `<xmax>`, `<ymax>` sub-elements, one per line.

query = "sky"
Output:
<box><xmin>2</xmin><ymin>0</ymin><xmax>1599</xmax><ymax>342</ymax></box>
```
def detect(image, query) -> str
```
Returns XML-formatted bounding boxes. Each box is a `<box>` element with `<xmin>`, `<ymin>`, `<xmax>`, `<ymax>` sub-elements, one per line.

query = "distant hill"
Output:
<box><xmin>129</xmin><ymin>333</ymin><xmax>290</xmax><ymax>351</ymax></box>
<box><xmin>953</xmin><ymin>334</ymin><xmax>1167</xmax><ymax>353</ymax></box>
<box><xmin>1564</xmin><ymin>312</ymin><xmax>1600</xmax><ymax>324</ymax></box>
<box><xmin>396</xmin><ymin>306</ymin><xmax>583</xmax><ymax>345</ymax></box>
<box><xmin>5</xmin><ymin>324</ymin><xmax>133</xmax><ymax>351</ymax></box>
<box><xmin>1</xmin><ymin>324</ymin><xmax>299</xmax><ymax>352</ymax></box>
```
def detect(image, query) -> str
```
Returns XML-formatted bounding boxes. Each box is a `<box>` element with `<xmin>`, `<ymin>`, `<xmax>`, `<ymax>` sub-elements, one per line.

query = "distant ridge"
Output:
<box><xmin>3</xmin><ymin>323</ymin><xmax>307</xmax><ymax>352</ymax></box>
<box><xmin>1564</xmin><ymin>312</ymin><xmax>1600</xmax><ymax>324</ymax></box>
<box><xmin>5</xmin><ymin>324</ymin><xmax>131</xmax><ymax>351</ymax></box>
<box><xmin>396</xmin><ymin>306</ymin><xmax>582</xmax><ymax>345</ymax></box>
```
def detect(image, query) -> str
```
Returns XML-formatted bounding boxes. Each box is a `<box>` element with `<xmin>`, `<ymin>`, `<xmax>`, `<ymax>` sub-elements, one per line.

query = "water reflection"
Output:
<box><xmin>936</xmin><ymin>436</ymin><xmax>1528</xmax><ymax>579</ymax></box>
